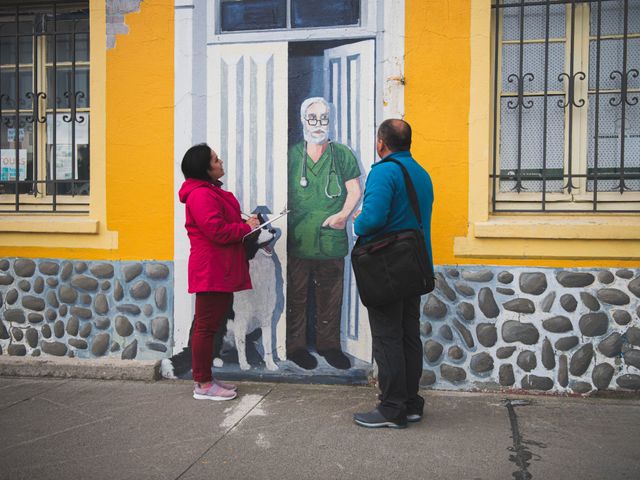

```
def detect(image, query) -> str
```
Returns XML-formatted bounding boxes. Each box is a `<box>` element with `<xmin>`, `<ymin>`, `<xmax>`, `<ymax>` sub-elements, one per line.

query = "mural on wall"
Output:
<box><xmin>170</xmin><ymin>0</ymin><xmax>386</xmax><ymax>382</ymax></box>
<box><xmin>179</xmin><ymin>35</ymin><xmax>377</xmax><ymax>382</ymax></box>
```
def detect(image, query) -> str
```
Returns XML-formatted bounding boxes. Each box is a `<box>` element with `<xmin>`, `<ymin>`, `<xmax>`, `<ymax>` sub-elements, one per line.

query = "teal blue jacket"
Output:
<box><xmin>354</xmin><ymin>150</ymin><xmax>434</xmax><ymax>266</ymax></box>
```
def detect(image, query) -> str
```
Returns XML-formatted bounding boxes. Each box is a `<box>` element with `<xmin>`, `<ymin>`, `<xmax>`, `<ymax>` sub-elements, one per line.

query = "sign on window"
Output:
<box><xmin>53</xmin><ymin>144</ymin><xmax>74</xmax><ymax>180</ymax></box>
<box><xmin>0</xmin><ymin>149</ymin><xmax>27</xmax><ymax>181</ymax></box>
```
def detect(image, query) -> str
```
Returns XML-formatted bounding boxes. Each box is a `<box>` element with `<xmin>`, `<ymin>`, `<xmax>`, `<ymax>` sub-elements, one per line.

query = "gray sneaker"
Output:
<box><xmin>353</xmin><ymin>409</ymin><xmax>407</xmax><ymax>429</ymax></box>
<box><xmin>407</xmin><ymin>413</ymin><xmax>422</xmax><ymax>423</ymax></box>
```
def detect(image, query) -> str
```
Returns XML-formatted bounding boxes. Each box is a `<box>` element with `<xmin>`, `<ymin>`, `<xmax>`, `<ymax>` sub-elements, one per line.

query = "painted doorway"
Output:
<box><xmin>173</xmin><ymin>0</ymin><xmax>406</xmax><ymax>381</ymax></box>
<box><xmin>287</xmin><ymin>39</ymin><xmax>374</xmax><ymax>365</ymax></box>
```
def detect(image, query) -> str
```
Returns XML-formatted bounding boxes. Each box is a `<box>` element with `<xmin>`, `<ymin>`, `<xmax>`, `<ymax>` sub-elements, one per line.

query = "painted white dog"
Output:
<box><xmin>215</xmin><ymin>239</ymin><xmax>279</xmax><ymax>371</ymax></box>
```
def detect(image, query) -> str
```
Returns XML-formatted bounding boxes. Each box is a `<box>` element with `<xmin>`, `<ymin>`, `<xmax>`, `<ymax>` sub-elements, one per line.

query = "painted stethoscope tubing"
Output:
<box><xmin>299</xmin><ymin>140</ymin><xmax>343</xmax><ymax>199</ymax></box>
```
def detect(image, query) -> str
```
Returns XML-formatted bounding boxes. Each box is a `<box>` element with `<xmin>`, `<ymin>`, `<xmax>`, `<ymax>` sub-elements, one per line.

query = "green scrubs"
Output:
<box><xmin>287</xmin><ymin>141</ymin><xmax>361</xmax><ymax>260</ymax></box>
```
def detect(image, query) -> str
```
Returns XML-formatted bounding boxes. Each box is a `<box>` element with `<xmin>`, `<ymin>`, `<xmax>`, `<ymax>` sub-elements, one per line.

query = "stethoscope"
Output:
<box><xmin>299</xmin><ymin>140</ymin><xmax>342</xmax><ymax>199</ymax></box>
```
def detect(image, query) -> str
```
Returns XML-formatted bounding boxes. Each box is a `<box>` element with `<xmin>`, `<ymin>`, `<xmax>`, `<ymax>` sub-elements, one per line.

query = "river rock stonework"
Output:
<box><xmin>0</xmin><ymin>258</ymin><xmax>174</xmax><ymax>361</ymax></box>
<box><xmin>419</xmin><ymin>266</ymin><xmax>640</xmax><ymax>394</ymax></box>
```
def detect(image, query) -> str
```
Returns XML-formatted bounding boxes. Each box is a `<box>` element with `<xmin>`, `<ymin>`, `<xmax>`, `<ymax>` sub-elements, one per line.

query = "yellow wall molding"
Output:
<box><xmin>474</xmin><ymin>217</ymin><xmax>640</xmax><ymax>240</ymax></box>
<box><xmin>454</xmin><ymin>236</ymin><xmax>640</xmax><ymax>260</ymax></box>
<box><xmin>0</xmin><ymin>216</ymin><xmax>99</xmax><ymax>234</ymax></box>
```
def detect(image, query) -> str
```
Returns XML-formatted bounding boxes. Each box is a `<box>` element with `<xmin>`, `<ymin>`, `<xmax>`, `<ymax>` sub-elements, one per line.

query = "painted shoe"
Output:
<box><xmin>193</xmin><ymin>382</ymin><xmax>237</xmax><ymax>401</ymax></box>
<box><xmin>288</xmin><ymin>349</ymin><xmax>318</xmax><ymax>370</ymax></box>
<box><xmin>353</xmin><ymin>409</ymin><xmax>407</xmax><ymax>429</ymax></box>
<box><xmin>318</xmin><ymin>349</ymin><xmax>351</xmax><ymax>370</ymax></box>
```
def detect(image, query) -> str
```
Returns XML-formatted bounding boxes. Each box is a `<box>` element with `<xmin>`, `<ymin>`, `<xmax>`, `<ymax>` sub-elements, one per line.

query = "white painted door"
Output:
<box><xmin>324</xmin><ymin>40</ymin><xmax>375</xmax><ymax>363</ymax></box>
<box><xmin>208</xmin><ymin>42</ymin><xmax>289</xmax><ymax>359</ymax></box>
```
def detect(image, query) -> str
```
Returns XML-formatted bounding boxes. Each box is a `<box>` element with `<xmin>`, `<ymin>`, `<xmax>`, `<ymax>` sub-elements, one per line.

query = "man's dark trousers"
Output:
<box><xmin>367</xmin><ymin>295</ymin><xmax>424</xmax><ymax>421</ymax></box>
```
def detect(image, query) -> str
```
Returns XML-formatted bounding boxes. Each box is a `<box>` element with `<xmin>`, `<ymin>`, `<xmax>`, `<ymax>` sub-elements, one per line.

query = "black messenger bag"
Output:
<box><xmin>350</xmin><ymin>159</ymin><xmax>435</xmax><ymax>308</ymax></box>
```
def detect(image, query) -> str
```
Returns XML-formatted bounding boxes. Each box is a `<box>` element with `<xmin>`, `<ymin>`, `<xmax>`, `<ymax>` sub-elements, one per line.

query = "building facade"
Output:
<box><xmin>0</xmin><ymin>0</ymin><xmax>639</xmax><ymax>393</ymax></box>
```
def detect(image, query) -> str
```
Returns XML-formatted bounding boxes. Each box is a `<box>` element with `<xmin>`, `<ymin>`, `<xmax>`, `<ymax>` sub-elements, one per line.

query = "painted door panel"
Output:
<box><xmin>208</xmin><ymin>42</ymin><xmax>289</xmax><ymax>358</ymax></box>
<box><xmin>324</xmin><ymin>39</ymin><xmax>375</xmax><ymax>362</ymax></box>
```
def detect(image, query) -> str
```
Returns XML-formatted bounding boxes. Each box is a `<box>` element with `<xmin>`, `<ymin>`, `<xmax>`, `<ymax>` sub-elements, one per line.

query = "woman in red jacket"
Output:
<box><xmin>179</xmin><ymin>144</ymin><xmax>260</xmax><ymax>401</ymax></box>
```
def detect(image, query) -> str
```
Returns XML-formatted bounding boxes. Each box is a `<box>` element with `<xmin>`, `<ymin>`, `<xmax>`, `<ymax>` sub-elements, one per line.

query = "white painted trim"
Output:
<box><xmin>379</xmin><ymin>0</ymin><xmax>405</xmax><ymax>122</ymax></box>
<box><xmin>173</xmin><ymin>1</ymin><xmax>196</xmax><ymax>354</ymax></box>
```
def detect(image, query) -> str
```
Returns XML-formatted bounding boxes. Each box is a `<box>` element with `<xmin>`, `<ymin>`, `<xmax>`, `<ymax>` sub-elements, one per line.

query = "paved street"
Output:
<box><xmin>0</xmin><ymin>377</ymin><xmax>639</xmax><ymax>480</ymax></box>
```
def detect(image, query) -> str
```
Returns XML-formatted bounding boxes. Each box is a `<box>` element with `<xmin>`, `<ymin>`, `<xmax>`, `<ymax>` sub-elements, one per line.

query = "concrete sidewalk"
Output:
<box><xmin>0</xmin><ymin>377</ymin><xmax>639</xmax><ymax>480</ymax></box>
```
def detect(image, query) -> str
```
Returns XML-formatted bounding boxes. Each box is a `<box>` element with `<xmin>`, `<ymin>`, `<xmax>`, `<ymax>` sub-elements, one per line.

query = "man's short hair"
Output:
<box><xmin>377</xmin><ymin>119</ymin><xmax>412</xmax><ymax>152</ymax></box>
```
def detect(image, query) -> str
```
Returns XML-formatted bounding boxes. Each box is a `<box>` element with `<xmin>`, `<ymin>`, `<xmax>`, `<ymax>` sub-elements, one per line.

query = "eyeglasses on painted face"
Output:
<box><xmin>304</xmin><ymin>116</ymin><xmax>329</xmax><ymax>126</ymax></box>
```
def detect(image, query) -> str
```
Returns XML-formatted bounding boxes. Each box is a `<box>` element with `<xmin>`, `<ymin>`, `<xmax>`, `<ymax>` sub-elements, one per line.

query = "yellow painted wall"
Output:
<box><xmin>405</xmin><ymin>0</ymin><xmax>639</xmax><ymax>269</ymax></box>
<box><xmin>105</xmin><ymin>0</ymin><xmax>174</xmax><ymax>261</ymax></box>
<box><xmin>0</xmin><ymin>0</ymin><xmax>174</xmax><ymax>261</ymax></box>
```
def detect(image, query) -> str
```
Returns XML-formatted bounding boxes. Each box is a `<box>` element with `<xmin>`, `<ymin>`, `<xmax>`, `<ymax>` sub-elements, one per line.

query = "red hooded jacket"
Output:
<box><xmin>179</xmin><ymin>178</ymin><xmax>252</xmax><ymax>293</ymax></box>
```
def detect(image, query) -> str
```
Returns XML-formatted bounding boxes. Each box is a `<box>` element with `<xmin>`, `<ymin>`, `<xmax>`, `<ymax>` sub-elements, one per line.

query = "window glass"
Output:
<box><xmin>0</xmin><ymin>36</ymin><xmax>33</xmax><ymax>66</ymax></box>
<box><xmin>46</xmin><ymin>113</ymin><xmax>89</xmax><ymax>195</ymax></box>
<box><xmin>499</xmin><ymin>97</ymin><xmax>565</xmax><ymax>193</ymax></box>
<box><xmin>0</xmin><ymin>70</ymin><xmax>33</xmax><ymax>110</ymax></box>
<box><xmin>587</xmin><ymin>95</ymin><xmax>640</xmax><ymax>192</ymax></box>
<box><xmin>46</xmin><ymin>33</ymin><xmax>89</xmax><ymax>64</ymax></box>
<box><xmin>0</xmin><ymin>115</ymin><xmax>34</xmax><ymax>194</ymax></box>
<box><xmin>220</xmin><ymin>0</ymin><xmax>286</xmax><ymax>32</ymax></box>
<box><xmin>501</xmin><ymin>1</ymin><xmax>565</xmax><ymax>41</ymax></box>
<box><xmin>291</xmin><ymin>0</ymin><xmax>360</xmax><ymax>28</ymax></box>
<box><xmin>590</xmin><ymin>0</ymin><xmax>640</xmax><ymax>37</ymax></box>
<box><xmin>46</xmin><ymin>66</ymin><xmax>90</xmax><ymax>109</ymax></box>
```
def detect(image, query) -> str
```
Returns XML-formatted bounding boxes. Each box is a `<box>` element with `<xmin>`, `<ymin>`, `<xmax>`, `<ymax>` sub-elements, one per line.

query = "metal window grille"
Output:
<box><xmin>0</xmin><ymin>1</ymin><xmax>89</xmax><ymax>214</ymax></box>
<box><xmin>491</xmin><ymin>0</ymin><xmax>640</xmax><ymax>213</ymax></box>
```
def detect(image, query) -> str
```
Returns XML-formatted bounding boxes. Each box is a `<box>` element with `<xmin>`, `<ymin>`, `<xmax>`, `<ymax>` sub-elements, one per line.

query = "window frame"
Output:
<box><xmin>454</xmin><ymin>0</ymin><xmax>640</xmax><ymax>260</ymax></box>
<box><xmin>490</xmin><ymin>0</ymin><xmax>640</xmax><ymax>213</ymax></box>
<box><xmin>0</xmin><ymin>1</ymin><xmax>91</xmax><ymax>214</ymax></box>
<box><xmin>0</xmin><ymin>0</ymin><xmax>115</xmax><ymax>248</ymax></box>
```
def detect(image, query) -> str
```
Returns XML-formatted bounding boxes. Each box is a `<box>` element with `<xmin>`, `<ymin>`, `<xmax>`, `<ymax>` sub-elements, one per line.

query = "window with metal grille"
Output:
<box><xmin>491</xmin><ymin>0</ymin><xmax>640</xmax><ymax>212</ymax></box>
<box><xmin>0</xmin><ymin>1</ymin><xmax>89</xmax><ymax>214</ymax></box>
<box><xmin>218</xmin><ymin>0</ymin><xmax>361</xmax><ymax>33</ymax></box>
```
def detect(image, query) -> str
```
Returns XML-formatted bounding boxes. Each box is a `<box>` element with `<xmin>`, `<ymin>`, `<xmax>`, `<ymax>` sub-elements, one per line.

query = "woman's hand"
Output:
<box><xmin>246</xmin><ymin>216</ymin><xmax>260</xmax><ymax>229</ymax></box>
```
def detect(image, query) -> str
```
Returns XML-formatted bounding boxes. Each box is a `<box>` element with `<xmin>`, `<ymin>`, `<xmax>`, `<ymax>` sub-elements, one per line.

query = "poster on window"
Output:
<box><xmin>51</xmin><ymin>144</ymin><xmax>74</xmax><ymax>180</ymax></box>
<box><xmin>0</xmin><ymin>149</ymin><xmax>27</xmax><ymax>181</ymax></box>
<box><xmin>6</xmin><ymin>128</ymin><xmax>25</xmax><ymax>143</ymax></box>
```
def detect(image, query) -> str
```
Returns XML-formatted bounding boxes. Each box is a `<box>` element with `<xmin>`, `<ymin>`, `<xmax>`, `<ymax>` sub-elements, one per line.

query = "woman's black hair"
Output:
<box><xmin>181</xmin><ymin>143</ymin><xmax>212</xmax><ymax>180</ymax></box>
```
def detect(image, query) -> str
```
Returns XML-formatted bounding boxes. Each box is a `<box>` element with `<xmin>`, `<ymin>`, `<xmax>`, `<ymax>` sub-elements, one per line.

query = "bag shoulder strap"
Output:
<box><xmin>380</xmin><ymin>158</ymin><xmax>423</xmax><ymax>229</ymax></box>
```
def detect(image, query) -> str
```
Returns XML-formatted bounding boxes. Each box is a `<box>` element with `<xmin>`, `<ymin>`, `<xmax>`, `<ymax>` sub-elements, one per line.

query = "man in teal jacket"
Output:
<box><xmin>353</xmin><ymin>119</ymin><xmax>434</xmax><ymax>429</ymax></box>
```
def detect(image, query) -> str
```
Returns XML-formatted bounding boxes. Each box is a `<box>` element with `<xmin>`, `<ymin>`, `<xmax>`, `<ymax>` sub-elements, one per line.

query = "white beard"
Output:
<box><xmin>303</xmin><ymin>128</ymin><xmax>329</xmax><ymax>145</ymax></box>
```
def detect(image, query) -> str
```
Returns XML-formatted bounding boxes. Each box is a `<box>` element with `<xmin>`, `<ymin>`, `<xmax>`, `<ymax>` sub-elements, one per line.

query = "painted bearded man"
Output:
<box><xmin>286</xmin><ymin>97</ymin><xmax>362</xmax><ymax>370</ymax></box>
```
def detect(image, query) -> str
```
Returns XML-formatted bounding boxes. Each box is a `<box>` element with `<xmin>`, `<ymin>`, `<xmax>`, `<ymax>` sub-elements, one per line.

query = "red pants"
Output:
<box><xmin>191</xmin><ymin>292</ymin><xmax>233</xmax><ymax>383</ymax></box>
